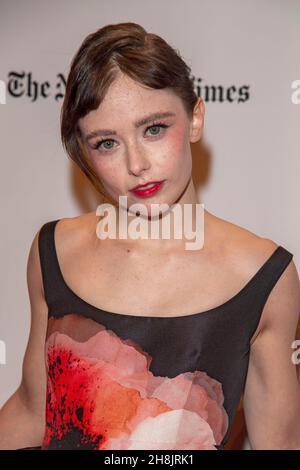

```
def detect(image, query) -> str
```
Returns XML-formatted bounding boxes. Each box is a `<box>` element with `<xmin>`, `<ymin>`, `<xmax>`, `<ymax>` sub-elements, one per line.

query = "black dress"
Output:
<box><xmin>32</xmin><ymin>219</ymin><xmax>293</xmax><ymax>450</ymax></box>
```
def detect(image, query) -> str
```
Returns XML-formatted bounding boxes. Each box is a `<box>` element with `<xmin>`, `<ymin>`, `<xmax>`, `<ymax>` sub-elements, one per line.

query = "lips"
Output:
<box><xmin>130</xmin><ymin>180</ymin><xmax>165</xmax><ymax>198</ymax></box>
<box><xmin>131</xmin><ymin>180</ymin><xmax>162</xmax><ymax>190</ymax></box>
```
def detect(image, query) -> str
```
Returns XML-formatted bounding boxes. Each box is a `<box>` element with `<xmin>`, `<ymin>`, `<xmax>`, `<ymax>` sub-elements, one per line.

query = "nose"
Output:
<box><xmin>126</xmin><ymin>143</ymin><xmax>151</xmax><ymax>176</ymax></box>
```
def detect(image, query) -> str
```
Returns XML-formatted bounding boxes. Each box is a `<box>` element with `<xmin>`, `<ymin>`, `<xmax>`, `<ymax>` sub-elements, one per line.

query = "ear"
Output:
<box><xmin>189</xmin><ymin>97</ymin><xmax>205</xmax><ymax>143</ymax></box>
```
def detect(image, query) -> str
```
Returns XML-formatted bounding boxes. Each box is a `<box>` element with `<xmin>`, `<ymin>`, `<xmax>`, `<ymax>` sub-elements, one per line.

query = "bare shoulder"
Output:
<box><xmin>54</xmin><ymin>211</ymin><xmax>97</xmax><ymax>254</ymax></box>
<box><xmin>208</xmin><ymin>210</ymin><xmax>300</xmax><ymax>332</ymax></box>
<box><xmin>206</xmin><ymin>209</ymin><xmax>281</xmax><ymax>272</ymax></box>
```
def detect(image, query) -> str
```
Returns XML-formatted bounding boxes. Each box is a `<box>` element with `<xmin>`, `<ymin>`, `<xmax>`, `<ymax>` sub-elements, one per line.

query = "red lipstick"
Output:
<box><xmin>130</xmin><ymin>180</ymin><xmax>165</xmax><ymax>198</ymax></box>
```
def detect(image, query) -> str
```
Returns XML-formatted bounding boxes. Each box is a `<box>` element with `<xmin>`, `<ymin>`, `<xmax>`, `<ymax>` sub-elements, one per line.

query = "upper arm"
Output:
<box><xmin>243</xmin><ymin>257</ymin><xmax>300</xmax><ymax>449</ymax></box>
<box><xmin>18</xmin><ymin>228</ymin><xmax>49</xmax><ymax>418</ymax></box>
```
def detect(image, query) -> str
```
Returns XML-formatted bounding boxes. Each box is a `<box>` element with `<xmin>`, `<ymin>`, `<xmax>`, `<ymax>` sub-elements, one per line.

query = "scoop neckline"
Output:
<box><xmin>51</xmin><ymin>219</ymin><xmax>282</xmax><ymax>321</ymax></box>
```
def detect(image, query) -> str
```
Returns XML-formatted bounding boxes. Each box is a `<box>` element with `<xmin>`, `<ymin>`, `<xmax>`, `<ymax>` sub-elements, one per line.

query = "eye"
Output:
<box><xmin>145</xmin><ymin>122</ymin><xmax>169</xmax><ymax>137</ymax></box>
<box><xmin>92</xmin><ymin>121</ymin><xmax>170</xmax><ymax>152</ymax></box>
<box><xmin>93</xmin><ymin>139</ymin><xmax>116</xmax><ymax>151</ymax></box>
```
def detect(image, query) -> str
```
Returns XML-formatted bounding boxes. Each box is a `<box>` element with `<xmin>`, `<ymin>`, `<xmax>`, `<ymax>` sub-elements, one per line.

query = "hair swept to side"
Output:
<box><xmin>60</xmin><ymin>21</ymin><xmax>198</xmax><ymax>195</ymax></box>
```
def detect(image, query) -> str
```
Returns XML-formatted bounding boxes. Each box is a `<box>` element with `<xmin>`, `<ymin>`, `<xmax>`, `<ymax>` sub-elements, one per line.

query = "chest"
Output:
<box><xmin>59</xmin><ymin>242</ymin><xmax>244</xmax><ymax>317</ymax></box>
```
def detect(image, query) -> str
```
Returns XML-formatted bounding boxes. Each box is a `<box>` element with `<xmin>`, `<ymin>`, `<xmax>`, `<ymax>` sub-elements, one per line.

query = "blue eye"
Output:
<box><xmin>146</xmin><ymin>123</ymin><xmax>169</xmax><ymax>136</ymax></box>
<box><xmin>93</xmin><ymin>122</ymin><xmax>169</xmax><ymax>152</ymax></box>
<box><xmin>94</xmin><ymin>139</ymin><xmax>115</xmax><ymax>151</ymax></box>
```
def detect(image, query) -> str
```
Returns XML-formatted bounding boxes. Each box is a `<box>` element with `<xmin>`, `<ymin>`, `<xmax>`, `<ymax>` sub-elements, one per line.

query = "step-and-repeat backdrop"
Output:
<box><xmin>1</xmin><ymin>0</ymin><xmax>299</xmax><ymax>449</ymax></box>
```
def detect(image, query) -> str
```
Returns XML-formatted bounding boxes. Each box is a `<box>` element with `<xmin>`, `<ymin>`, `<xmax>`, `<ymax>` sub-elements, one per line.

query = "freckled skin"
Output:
<box><xmin>78</xmin><ymin>71</ymin><xmax>204</xmax><ymax>219</ymax></box>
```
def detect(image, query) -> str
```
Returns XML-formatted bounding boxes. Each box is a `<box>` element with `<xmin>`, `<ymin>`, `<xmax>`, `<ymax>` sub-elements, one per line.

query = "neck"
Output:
<box><xmin>96</xmin><ymin>177</ymin><xmax>205</xmax><ymax>252</ymax></box>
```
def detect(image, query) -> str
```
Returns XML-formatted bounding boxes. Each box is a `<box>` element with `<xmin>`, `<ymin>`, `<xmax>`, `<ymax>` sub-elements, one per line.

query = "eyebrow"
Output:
<box><xmin>84</xmin><ymin>111</ymin><xmax>176</xmax><ymax>141</ymax></box>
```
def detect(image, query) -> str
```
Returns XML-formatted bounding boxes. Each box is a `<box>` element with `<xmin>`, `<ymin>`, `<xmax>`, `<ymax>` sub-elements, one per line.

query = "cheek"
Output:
<box><xmin>164</xmin><ymin>126</ymin><xmax>191</xmax><ymax>176</ymax></box>
<box><xmin>167</xmin><ymin>126</ymin><xmax>189</xmax><ymax>161</ymax></box>
<box><xmin>90</xmin><ymin>157</ymin><xmax>125</xmax><ymax>195</ymax></box>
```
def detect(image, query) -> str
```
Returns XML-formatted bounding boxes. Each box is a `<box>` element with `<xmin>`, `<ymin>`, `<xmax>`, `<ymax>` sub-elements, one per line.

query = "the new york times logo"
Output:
<box><xmin>1</xmin><ymin>70</ymin><xmax>250</xmax><ymax>103</ymax></box>
<box><xmin>4</xmin><ymin>71</ymin><xmax>66</xmax><ymax>102</ymax></box>
<box><xmin>191</xmin><ymin>75</ymin><xmax>250</xmax><ymax>103</ymax></box>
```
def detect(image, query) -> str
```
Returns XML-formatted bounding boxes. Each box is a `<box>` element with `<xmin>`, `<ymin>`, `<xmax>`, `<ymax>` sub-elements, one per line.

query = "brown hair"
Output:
<box><xmin>60</xmin><ymin>21</ymin><xmax>198</xmax><ymax>196</ymax></box>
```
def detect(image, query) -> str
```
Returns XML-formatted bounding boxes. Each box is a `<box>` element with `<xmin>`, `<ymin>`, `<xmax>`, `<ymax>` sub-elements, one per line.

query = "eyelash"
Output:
<box><xmin>92</xmin><ymin>121</ymin><xmax>170</xmax><ymax>152</ymax></box>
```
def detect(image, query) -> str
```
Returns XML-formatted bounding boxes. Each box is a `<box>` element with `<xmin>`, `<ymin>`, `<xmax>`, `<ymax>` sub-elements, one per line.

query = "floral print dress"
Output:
<box><xmin>38</xmin><ymin>219</ymin><xmax>293</xmax><ymax>450</ymax></box>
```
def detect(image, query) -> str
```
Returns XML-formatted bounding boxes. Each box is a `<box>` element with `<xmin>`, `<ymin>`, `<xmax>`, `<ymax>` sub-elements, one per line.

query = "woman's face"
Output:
<box><xmin>78</xmin><ymin>72</ymin><xmax>203</xmax><ymax>214</ymax></box>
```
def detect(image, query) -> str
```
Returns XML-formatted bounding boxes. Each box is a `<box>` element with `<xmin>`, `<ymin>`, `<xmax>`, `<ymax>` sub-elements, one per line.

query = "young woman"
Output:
<box><xmin>1</xmin><ymin>22</ymin><xmax>300</xmax><ymax>451</ymax></box>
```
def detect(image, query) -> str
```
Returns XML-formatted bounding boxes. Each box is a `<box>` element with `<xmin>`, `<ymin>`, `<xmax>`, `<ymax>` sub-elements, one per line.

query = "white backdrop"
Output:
<box><xmin>0</xmin><ymin>0</ymin><xmax>299</xmax><ymax>449</ymax></box>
